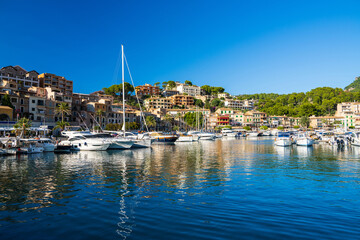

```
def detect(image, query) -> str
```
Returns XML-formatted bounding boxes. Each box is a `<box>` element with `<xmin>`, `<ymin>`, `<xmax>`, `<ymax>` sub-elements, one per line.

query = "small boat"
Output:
<box><xmin>247</xmin><ymin>131</ymin><xmax>260</xmax><ymax>137</ymax></box>
<box><xmin>54</xmin><ymin>144</ymin><xmax>72</xmax><ymax>153</ymax></box>
<box><xmin>262</xmin><ymin>130</ymin><xmax>271</xmax><ymax>136</ymax></box>
<box><xmin>150</xmin><ymin>132</ymin><xmax>179</xmax><ymax>144</ymax></box>
<box><xmin>177</xmin><ymin>133</ymin><xmax>199</xmax><ymax>142</ymax></box>
<box><xmin>350</xmin><ymin>132</ymin><xmax>360</xmax><ymax>147</ymax></box>
<box><xmin>17</xmin><ymin>142</ymin><xmax>44</xmax><ymax>154</ymax></box>
<box><xmin>197</xmin><ymin>132</ymin><xmax>216</xmax><ymax>141</ymax></box>
<box><xmin>296</xmin><ymin>133</ymin><xmax>314</xmax><ymax>146</ymax></box>
<box><xmin>274</xmin><ymin>132</ymin><xmax>292</xmax><ymax>147</ymax></box>
<box><xmin>33</xmin><ymin>138</ymin><xmax>55</xmax><ymax>152</ymax></box>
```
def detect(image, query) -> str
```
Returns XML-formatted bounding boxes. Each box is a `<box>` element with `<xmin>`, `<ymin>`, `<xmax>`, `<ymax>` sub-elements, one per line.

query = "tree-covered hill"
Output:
<box><xmin>344</xmin><ymin>77</ymin><xmax>360</xmax><ymax>92</ymax></box>
<box><xmin>237</xmin><ymin>87</ymin><xmax>360</xmax><ymax>117</ymax></box>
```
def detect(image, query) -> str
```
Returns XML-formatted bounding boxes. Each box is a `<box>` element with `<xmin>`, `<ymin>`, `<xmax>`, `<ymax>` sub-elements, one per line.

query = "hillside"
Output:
<box><xmin>345</xmin><ymin>76</ymin><xmax>360</xmax><ymax>92</ymax></box>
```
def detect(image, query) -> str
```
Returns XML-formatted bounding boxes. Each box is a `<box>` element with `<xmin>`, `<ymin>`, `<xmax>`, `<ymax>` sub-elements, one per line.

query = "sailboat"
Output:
<box><xmin>120</xmin><ymin>45</ymin><xmax>152</xmax><ymax>148</ymax></box>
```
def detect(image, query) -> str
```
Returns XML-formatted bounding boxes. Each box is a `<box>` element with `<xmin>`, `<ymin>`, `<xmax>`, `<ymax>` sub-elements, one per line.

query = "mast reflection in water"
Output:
<box><xmin>1</xmin><ymin>138</ymin><xmax>360</xmax><ymax>239</ymax></box>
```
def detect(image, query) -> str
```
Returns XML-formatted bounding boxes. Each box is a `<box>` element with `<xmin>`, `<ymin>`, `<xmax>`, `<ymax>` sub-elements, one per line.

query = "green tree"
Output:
<box><xmin>243</xmin><ymin>126</ymin><xmax>251</xmax><ymax>131</ymax></box>
<box><xmin>185</xmin><ymin>80</ymin><xmax>193</xmax><ymax>86</ymax></box>
<box><xmin>277</xmin><ymin>126</ymin><xmax>284</xmax><ymax>130</ymax></box>
<box><xmin>14</xmin><ymin>117</ymin><xmax>31</xmax><ymax>136</ymax></box>
<box><xmin>154</xmin><ymin>82</ymin><xmax>160</xmax><ymax>87</ymax></box>
<box><xmin>1</xmin><ymin>94</ymin><xmax>14</xmax><ymax>109</ymax></box>
<box><xmin>54</xmin><ymin>120</ymin><xmax>70</xmax><ymax>131</ymax></box>
<box><xmin>260</xmin><ymin>125</ymin><xmax>268</xmax><ymax>130</ymax></box>
<box><xmin>300</xmin><ymin>116</ymin><xmax>310</xmax><ymax>128</ymax></box>
<box><xmin>167</xmin><ymin>81</ymin><xmax>176</xmax><ymax>89</ymax></box>
<box><xmin>55</xmin><ymin>103</ymin><xmax>71</xmax><ymax>122</ymax></box>
<box><xmin>145</xmin><ymin>116</ymin><xmax>156</xmax><ymax>130</ymax></box>
<box><xmin>103</xmin><ymin>82</ymin><xmax>134</xmax><ymax>100</ymax></box>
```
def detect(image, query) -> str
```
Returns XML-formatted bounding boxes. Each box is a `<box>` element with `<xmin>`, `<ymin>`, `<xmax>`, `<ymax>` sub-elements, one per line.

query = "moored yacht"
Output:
<box><xmin>150</xmin><ymin>132</ymin><xmax>179</xmax><ymax>144</ymax></box>
<box><xmin>274</xmin><ymin>132</ymin><xmax>292</xmax><ymax>147</ymax></box>
<box><xmin>60</xmin><ymin>132</ymin><xmax>110</xmax><ymax>151</ymax></box>
<box><xmin>296</xmin><ymin>133</ymin><xmax>314</xmax><ymax>146</ymax></box>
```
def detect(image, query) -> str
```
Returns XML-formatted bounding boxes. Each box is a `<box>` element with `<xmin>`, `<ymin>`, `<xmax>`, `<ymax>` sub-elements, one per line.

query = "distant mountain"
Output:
<box><xmin>345</xmin><ymin>76</ymin><xmax>360</xmax><ymax>92</ymax></box>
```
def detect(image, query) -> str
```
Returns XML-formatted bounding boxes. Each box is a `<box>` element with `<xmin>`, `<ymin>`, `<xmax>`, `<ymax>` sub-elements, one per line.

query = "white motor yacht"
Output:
<box><xmin>296</xmin><ymin>133</ymin><xmax>314</xmax><ymax>146</ymax></box>
<box><xmin>350</xmin><ymin>132</ymin><xmax>360</xmax><ymax>146</ymax></box>
<box><xmin>197</xmin><ymin>132</ymin><xmax>216</xmax><ymax>140</ymax></box>
<box><xmin>60</xmin><ymin>132</ymin><xmax>110</xmax><ymax>151</ymax></box>
<box><xmin>274</xmin><ymin>132</ymin><xmax>292</xmax><ymax>147</ymax></box>
<box><xmin>93</xmin><ymin>133</ymin><xmax>134</xmax><ymax>149</ymax></box>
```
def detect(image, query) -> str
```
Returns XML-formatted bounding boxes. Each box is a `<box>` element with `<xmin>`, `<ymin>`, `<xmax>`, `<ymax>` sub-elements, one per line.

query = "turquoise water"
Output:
<box><xmin>1</xmin><ymin>138</ymin><xmax>360</xmax><ymax>239</ymax></box>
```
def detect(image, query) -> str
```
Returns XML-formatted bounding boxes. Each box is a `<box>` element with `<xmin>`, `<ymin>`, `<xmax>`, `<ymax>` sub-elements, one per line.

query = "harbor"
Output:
<box><xmin>1</xmin><ymin>137</ymin><xmax>360</xmax><ymax>239</ymax></box>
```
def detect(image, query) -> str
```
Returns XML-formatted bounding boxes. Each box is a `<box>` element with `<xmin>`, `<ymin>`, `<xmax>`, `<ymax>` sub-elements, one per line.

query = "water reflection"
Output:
<box><xmin>1</xmin><ymin>139</ymin><xmax>360</xmax><ymax>239</ymax></box>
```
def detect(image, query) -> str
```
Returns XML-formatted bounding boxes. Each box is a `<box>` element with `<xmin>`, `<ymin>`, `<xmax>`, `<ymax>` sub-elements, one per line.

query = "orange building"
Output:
<box><xmin>170</xmin><ymin>94</ymin><xmax>194</xmax><ymax>107</ymax></box>
<box><xmin>135</xmin><ymin>84</ymin><xmax>160</xmax><ymax>97</ymax></box>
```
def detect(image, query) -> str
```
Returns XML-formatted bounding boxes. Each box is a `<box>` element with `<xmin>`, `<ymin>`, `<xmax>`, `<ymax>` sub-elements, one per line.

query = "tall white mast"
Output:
<box><xmin>122</xmin><ymin>45</ymin><xmax>126</xmax><ymax>137</ymax></box>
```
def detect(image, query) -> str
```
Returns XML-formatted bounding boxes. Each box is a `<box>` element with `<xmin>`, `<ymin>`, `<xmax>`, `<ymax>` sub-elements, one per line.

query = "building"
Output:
<box><xmin>309</xmin><ymin>116</ymin><xmax>345</xmax><ymax>129</ymax></box>
<box><xmin>162</xmin><ymin>89</ymin><xmax>179</xmax><ymax>97</ymax></box>
<box><xmin>176</xmin><ymin>83</ymin><xmax>203</xmax><ymax>96</ymax></box>
<box><xmin>0</xmin><ymin>106</ymin><xmax>13</xmax><ymax>121</ymax></box>
<box><xmin>224</xmin><ymin>99</ymin><xmax>255</xmax><ymax>110</ymax></box>
<box><xmin>38</xmin><ymin>73</ymin><xmax>73</xmax><ymax>97</ymax></box>
<box><xmin>0</xmin><ymin>65</ymin><xmax>39</xmax><ymax>91</ymax></box>
<box><xmin>217</xmin><ymin>115</ymin><xmax>230</xmax><ymax>126</ymax></box>
<box><xmin>216</xmin><ymin>108</ymin><xmax>234</xmax><ymax>115</ymax></box>
<box><xmin>144</xmin><ymin>97</ymin><xmax>173</xmax><ymax>110</ymax></box>
<box><xmin>170</xmin><ymin>94</ymin><xmax>194</xmax><ymax>107</ymax></box>
<box><xmin>336</xmin><ymin>102</ymin><xmax>360</xmax><ymax>116</ymax></box>
<box><xmin>135</xmin><ymin>84</ymin><xmax>160</xmax><ymax>97</ymax></box>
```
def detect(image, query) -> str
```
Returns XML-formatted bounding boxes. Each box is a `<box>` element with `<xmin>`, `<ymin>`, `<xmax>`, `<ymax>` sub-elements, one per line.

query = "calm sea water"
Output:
<box><xmin>1</xmin><ymin>138</ymin><xmax>360</xmax><ymax>240</ymax></box>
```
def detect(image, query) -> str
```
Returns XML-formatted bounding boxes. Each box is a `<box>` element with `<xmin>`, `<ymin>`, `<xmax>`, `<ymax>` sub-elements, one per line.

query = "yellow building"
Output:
<box><xmin>0</xmin><ymin>106</ymin><xmax>13</xmax><ymax>121</ymax></box>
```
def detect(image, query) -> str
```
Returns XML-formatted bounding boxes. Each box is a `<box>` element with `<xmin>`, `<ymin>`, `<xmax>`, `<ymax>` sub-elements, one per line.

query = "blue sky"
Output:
<box><xmin>1</xmin><ymin>0</ymin><xmax>360</xmax><ymax>95</ymax></box>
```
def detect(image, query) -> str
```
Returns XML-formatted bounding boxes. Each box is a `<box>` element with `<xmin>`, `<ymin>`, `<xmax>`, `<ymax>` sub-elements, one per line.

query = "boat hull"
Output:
<box><xmin>296</xmin><ymin>139</ymin><xmax>314</xmax><ymax>146</ymax></box>
<box><xmin>275</xmin><ymin>139</ymin><xmax>292</xmax><ymax>147</ymax></box>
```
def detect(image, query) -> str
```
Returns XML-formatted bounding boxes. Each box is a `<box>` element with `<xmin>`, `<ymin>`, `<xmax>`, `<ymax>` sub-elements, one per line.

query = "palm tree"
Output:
<box><xmin>53</xmin><ymin>120</ymin><xmax>70</xmax><ymax>131</ymax></box>
<box><xmin>55</xmin><ymin>103</ymin><xmax>71</xmax><ymax>122</ymax></box>
<box><xmin>96</xmin><ymin>109</ymin><xmax>104</xmax><ymax>126</ymax></box>
<box><xmin>14</xmin><ymin>117</ymin><xmax>31</xmax><ymax>137</ymax></box>
<box><xmin>163</xmin><ymin>114</ymin><xmax>173</xmax><ymax>131</ymax></box>
<box><xmin>145</xmin><ymin>116</ymin><xmax>156</xmax><ymax>130</ymax></box>
<box><xmin>175</xmin><ymin>113</ymin><xmax>182</xmax><ymax>130</ymax></box>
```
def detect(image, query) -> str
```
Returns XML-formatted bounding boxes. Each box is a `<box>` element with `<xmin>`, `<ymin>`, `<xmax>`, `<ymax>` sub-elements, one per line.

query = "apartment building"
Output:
<box><xmin>216</xmin><ymin>108</ymin><xmax>234</xmax><ymax>115</ymax></box>
<box><xmin>170</xmin><ymin>94</ymin><xmax>194</xmax><ymax>107</ymax></box>
<box><xmin>0</xmin><ymin>66</ymin><xmax>39</xmax><ymax>91</ymax></box>
<box><xmin>39</xmin><ymin>73</ymin><xmax>73</xmax><ymax>96</ymax></box>
<box><xmin>336</xmin><ymin>102</ymin><xmax>360</xmax><ymax>116</ymax></box>
<box><xmin>162</xmin><ymin>89</ymin><xmax>179</xmax><ymax>97</ymax></box>
<box><xmin>135</xmin><ymin>84</ymin><xmax>160</xmax><ymax>97</ymax></box>
<box><xmin>176</xmin><ymin>83</ymin><xmax>203</xmax><ymax>96</ymax></box>
<box><xmin>217</xmin><ymin>115</ymin><xmax>230</xmax><ymax>126</ymax></box>
<box><xmin>167</xmin><ymin>108</ymin><xmax>211</xmax><ymax>117</ymax></box>
<box><xmin>29</xmin><ymin>96</ymin><xmax>47</xmax><ymax>122</ymax></box>
<box><xmin>144</xmin><ymin>97</ymin><xmax>173</xmax><ymax>109</ymax></box>
<box><xmin>309</xmin><ymin>116</ymin><xmax>345</xmax><ymax>129</ymax></box>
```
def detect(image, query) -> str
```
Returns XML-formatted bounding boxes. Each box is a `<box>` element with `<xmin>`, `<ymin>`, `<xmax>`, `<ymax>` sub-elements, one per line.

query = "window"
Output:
<box><xmin>32</xmin><ymin>108</ymin><xmax>35</xmax><ymax>111</ymax></box>
<box><xmin>20</xmin><ymin>99</ymin><xmax>24</xmax><ymax>104</ymax></box>
<box><xmin>32</xmin><ymin>100</ymin><xmax>35</xmax><ymax>103</ymax></box>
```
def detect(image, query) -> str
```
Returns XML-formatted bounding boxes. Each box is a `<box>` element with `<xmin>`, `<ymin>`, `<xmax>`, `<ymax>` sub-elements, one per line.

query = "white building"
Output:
<box><xmin>176</xmin><ymin>84</ymin><xmax>203</xmax><ymax>96</ymax></box>
<box><xmin>29</xmin><ymin>96</ymin><xmax>46</xmax><ymax>122</ymax></box>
